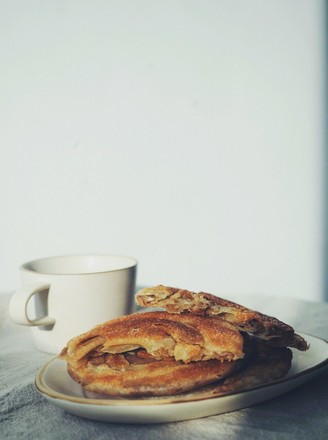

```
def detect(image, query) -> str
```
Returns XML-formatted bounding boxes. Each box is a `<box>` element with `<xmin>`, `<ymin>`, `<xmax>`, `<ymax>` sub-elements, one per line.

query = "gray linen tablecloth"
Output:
<box><xmin>1</xmin><ymin>291</ymin><xmax>328</xmax><ymax>440</ymax></box>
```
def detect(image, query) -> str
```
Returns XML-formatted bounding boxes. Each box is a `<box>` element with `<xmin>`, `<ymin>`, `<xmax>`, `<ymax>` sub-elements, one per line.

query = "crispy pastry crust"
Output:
<box><xmin>59</xmin><ymin>311</ymin><xmax>247</xmax><ymax>397</ymax></box>
<box><xmin>66</xmin><ymin>353</ymin><xmax>245</xmax><ymax>397</ymax></box>
<box><xmin>60</xmin><ymin>311</ymin><xmax>245</xmax><ymax>367</ymax></box>
<box><xmin>136</xmin><ymin>338</ymin><xmax>293</xmax><ymax>403</ymax></box>
<box><xmin>60</xmin><ymin>286</ymin><xmax>303</xmax><ymax>398</ymax></box>
<box><xmin>136</xmin><ymin>285</ymin><xmax>308</xmax><ymax>351</ymax></box>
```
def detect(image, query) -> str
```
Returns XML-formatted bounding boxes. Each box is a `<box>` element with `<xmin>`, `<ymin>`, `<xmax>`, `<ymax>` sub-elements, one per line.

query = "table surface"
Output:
<box><xmin>1</xmin><ymin>291</ymin><xmax>328</xmax><ymax>440</ymax></box>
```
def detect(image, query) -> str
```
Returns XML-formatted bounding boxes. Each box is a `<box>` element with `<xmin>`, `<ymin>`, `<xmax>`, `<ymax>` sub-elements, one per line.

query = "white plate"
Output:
<box><xmin>35</xmin><ymin>333</ymin><xmax>328</xmax><ymax>424</ymax></box>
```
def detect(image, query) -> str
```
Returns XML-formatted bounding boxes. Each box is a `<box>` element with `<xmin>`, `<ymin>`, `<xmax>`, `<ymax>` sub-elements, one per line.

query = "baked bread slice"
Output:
<box><xmin>136</xmin><ymin>285</ymin><xmax>308</xmax><ymax>351</ymax></box>
<box><xmin>59</xmin><ymin>311</ymin><xmax>247</xmax><ymax>397</ymax></box>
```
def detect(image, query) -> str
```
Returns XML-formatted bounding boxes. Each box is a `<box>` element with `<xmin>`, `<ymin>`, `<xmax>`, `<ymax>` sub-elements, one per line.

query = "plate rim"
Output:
<box><xmin>35</xmin><ymin>332</ymin><xmax>328</xmax><ymax>407</ymax></box>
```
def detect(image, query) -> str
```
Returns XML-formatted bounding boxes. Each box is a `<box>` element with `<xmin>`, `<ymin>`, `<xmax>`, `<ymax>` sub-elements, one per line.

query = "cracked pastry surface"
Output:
<box><xmin>59</xmin><ymin>286</ymin><xmax>305</xmax><ymax>398</ymax></box>
<box><xmin>59</xmin><ymin>311</ymin><xmax>246</xmax><ymax>396</ymax></box>
<box><xmin>136</xmin><ymin>285</ymin><xmax>308</xmax><ymax>351</ymax></box>
<box><xmin>137</xmin><ymin>339</ymin><xmax>293</xmax><ymax>403</ymax></box>
<box><xmin>65</xmin><ymin>350</ymin><xmax>245</xmax><ymax>397</ymax></box>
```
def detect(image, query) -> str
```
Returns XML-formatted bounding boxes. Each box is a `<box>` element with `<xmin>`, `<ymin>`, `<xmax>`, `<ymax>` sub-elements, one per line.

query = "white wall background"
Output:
<box><xmin>0</xmin><ymin>0</ymin><xmax>326</xmax><ymax>301</ymax></box>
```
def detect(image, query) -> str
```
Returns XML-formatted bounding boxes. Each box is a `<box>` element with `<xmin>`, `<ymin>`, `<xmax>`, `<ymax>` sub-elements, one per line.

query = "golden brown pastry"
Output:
<box><xmin>139</xmin><ymin>339</ymin><xmax>293</xmax><ymax>403</ymax></box>
<box><xmin>64</xmin><ymin>350</ymin><xmax>245</xmax><ymax>397</ymax></box>
<box><xmin>59</xmin><ymin>311</ymin><xmax>247</xmax><ymax>396</ymax></box>
<box><xmin>60</xmin><ymin>286</ymin><xmax>304</xmax><ymax>398</ymax></box>
<box><xmin>61</xmin><ymin>311</ymin><xmax>245</xmax><ymax>368</ymax></box>
<box><xmin>136</xmin><ymin>285</ymin><xmax>308</xmax><ymax>351</ymax></box>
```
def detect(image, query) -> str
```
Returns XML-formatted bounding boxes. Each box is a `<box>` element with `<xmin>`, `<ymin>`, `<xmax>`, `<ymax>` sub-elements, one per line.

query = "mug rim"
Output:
<box><xmin>20</xmin><ymin>254</ymin><xmax>138</xmax><ymax>276</ymax></box>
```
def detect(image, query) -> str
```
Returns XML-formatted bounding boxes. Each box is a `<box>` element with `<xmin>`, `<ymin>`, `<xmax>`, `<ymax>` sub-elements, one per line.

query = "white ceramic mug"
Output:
<box><xmin>9</xmin><ymin>254</ymin><xmax>137</xmax><ymax>353</ymax></box>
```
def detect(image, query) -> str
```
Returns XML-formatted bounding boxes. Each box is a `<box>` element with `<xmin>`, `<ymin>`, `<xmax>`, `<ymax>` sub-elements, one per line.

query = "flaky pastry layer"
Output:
<box><xmin>60</xmin><ymin>311</ymin><xmax>245</xmax><ymax>369</ymax></box>
<box><xmin>136</xmin><ymin>285</ymin><xmax>308</xmax><ymax>351</ymax></box>
<box><xmin>60</xmin><ymin>311</ymin><xmax>248</xmax><ymax>396</ymax></box>
<box><xmin>66</xmin><ymin>350</ymin><xmax>245</xmax><ymax>397</ymax></box>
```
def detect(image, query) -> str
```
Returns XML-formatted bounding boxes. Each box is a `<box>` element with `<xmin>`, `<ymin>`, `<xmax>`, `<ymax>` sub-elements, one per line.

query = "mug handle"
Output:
<box><xmin>9</xmin><ymin>282</ymin><xmax>56</xmax><ymax>326</ymax></box>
